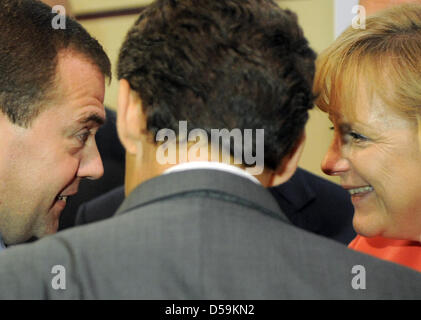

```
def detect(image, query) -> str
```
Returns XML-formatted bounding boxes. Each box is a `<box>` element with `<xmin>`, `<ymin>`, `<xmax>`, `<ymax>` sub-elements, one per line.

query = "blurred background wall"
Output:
<box><xmin>65</xmin><ymin>0</ymin><xmax>354</xmax><ymax>183</ymax></box>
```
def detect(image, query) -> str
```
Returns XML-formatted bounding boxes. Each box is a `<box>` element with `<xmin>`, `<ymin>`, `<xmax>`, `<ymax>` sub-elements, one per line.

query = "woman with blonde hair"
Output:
<box><xmin>314</xmin><ymin>3</ymin><xmax>421</xmax><ymax>272</ymax></box>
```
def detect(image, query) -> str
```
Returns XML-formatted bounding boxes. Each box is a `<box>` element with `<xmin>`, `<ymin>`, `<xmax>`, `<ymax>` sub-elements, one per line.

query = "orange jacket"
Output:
<box><xmin>349</xmin><ymin>235</ymin><xmax>421</xmax><ymax>273</ymax></box>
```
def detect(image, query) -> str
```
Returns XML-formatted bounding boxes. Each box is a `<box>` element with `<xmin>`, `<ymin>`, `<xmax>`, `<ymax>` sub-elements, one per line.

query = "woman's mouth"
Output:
<box><xmin>346</xmin><ymin>185</ymin><xmax>374</xmax><ymax>205</ymax></box>
<box><xmin>348</xmin><ymin>186</ymin><xmax>374</xmax><ymax>195</ymax></box>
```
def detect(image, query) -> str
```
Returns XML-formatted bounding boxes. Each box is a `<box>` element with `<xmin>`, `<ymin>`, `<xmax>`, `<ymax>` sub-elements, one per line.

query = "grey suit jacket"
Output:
<box><xmin>74</xmin><ymin>168</ymin><xmax>356</xmax><ymax>244</ymax></box>
<box><xmin>0</xmin><ymin>169</ymin><xmax>420</xmax><ymax>299</ymax></box>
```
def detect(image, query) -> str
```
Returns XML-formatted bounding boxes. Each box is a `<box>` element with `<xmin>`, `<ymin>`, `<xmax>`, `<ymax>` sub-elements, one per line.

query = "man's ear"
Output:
<box><xmin>117</xmin><ymin>79</ymin><xmax>144</xmax><ymax>155</ymax></box>
<box><xmin>272</xmin><ymin>131</ymin><xmax>306</xmax><ymax>186</ymax></box>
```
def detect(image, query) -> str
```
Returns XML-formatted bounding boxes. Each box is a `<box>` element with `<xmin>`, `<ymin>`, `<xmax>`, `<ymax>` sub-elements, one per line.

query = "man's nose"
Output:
<box><xmin>77</xmin><ymin>141</ymin><xmax>104</xmax><ymax>180</ymax></box>
<box><xmin>321</xmin><ymin>137</ymin><xmax>350</xmax><ymax>176</ymax></box>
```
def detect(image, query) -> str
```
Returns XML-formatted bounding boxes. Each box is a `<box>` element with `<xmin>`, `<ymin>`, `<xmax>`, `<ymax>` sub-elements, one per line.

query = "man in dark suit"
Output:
<box><xmin>75</xmin><ymin>168</ymin><xmax>356</xmax><ymax>244</ymax></box>
<box><xmin>0</xmin><ymin>0</ymin><xmax>420</xmax><ymax>299</ymax></box>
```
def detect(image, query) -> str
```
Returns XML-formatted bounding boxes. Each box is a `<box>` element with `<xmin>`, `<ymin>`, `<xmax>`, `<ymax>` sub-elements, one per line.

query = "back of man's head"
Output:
<box><xmin>0</xmin><ymin>0</ymin><xmax>111</xmax><ymax>127</ymax></box>
<box><xmin>118</xmin><ymin>0</ymin><xmax>316</xmax><ymax>171</ymax></box>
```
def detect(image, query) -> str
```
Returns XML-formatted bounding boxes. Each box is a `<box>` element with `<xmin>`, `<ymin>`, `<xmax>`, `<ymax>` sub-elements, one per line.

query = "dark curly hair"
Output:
<box><xmin>0</xmin><ymin>0</ymin><xmax>111</xmax><ymax>127</ymax></box>
<box><xmin>118</xmin><ymin>0</ymin><xmax>315</xmax><ymax>170</ymax></box>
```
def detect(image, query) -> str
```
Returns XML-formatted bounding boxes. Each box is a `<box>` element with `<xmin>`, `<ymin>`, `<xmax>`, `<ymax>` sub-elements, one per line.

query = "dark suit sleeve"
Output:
<box><xmin>269</xmin><ymin>168</ymin><xmax>356</xmax><ymax>245</ymax></box>
<box><xmin>74</xmin><ymin>186</ymin><xmax>125</xmax><ymax>227</ymax></box>
<box><xmin>75</xmin><ymin>203</ymin><xmax>88</xmax><ymax>226</ymax></box>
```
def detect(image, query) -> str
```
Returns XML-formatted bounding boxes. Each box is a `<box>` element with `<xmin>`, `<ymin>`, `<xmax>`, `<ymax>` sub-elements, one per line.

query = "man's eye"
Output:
<box><xmin>76</xmin><ymin>130</ymin><xmax>91</xmax><ymax>145</ymax></box>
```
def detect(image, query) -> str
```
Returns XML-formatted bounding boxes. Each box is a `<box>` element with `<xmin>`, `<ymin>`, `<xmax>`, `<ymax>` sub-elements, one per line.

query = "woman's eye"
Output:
<box><xmin>348</xmin><ymin>131</ymin><xmax>368</xmax><ymax>142</ymax></box>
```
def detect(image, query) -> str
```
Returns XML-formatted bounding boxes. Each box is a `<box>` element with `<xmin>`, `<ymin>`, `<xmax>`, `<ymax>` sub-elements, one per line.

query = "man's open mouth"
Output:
<box><xmin>56</xmin><ymin>195</ymin><xmax>68</xmax><ymax>202</ymax></box>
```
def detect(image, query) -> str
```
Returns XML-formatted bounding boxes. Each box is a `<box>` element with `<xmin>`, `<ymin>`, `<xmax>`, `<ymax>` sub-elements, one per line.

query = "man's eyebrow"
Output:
<box><xmin>78</xmin><ymin>113</ymin><xmax>106</xmax><ymax>126</ymax></box>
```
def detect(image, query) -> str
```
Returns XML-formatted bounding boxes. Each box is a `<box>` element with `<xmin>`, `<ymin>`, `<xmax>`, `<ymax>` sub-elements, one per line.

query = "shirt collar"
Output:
<box><xmin>164</xmin><ymin>161</ymin><xmax>261</xmax><ymax>185</ymax></box>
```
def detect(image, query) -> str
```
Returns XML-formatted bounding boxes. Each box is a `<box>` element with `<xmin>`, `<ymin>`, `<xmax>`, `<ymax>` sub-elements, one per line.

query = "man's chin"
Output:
<box><xmin>37</xmin><ymin>209</ymin><xmax>62</xmax><ymax>238</ymax></box>
<box><xmin>34</xmin><ymin>224</ymin><xmax>59</xmax><ymax>239</ymax></box>
<box><xmin>22</xmin><ymin>236</ymin><xmax>39</xmax><ymax>244</ymax></box>
<box><xmin>46</xmin><ymin>218</ymin><xmax>60</xmax><ymax>236</ymax></box>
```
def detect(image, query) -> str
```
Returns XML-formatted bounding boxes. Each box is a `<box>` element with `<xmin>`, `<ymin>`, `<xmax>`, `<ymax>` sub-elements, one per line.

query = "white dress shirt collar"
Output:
<box><xmin>164</xmin><ymin>161</ymin><xmax>261</xmax><ymax>185</ymax></box>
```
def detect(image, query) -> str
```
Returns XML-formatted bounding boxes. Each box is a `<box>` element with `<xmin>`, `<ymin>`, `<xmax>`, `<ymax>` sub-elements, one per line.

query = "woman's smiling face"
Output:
<box><xmin>322</xmin><ymin>89</ymin><xmax>421</xmax><ymax>242</ymax></box>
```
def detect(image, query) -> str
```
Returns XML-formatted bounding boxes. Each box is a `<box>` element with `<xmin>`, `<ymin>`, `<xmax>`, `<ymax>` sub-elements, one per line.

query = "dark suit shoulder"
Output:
<box><xmin>75</xmin><ymin>186</ymin><xmax>125</xmax><ymax>226</ymax></box>
<box><xmin>270</xmin><ymin>168</ymin><xmax>355</xmax><ymax>244</ymax></box>
<box><xmin>296</xmin><ymin>168</ymin><xmax>348</xmax><ymax>197</ymax></box>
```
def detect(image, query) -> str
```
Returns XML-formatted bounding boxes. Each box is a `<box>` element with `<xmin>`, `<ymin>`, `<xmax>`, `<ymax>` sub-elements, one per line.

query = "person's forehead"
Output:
<box><xmin>28</xmin><ymin>103</ymin><xmax>106</xmax><ymax>136</ymax></box>
<box><xmin>54</xmin><ymin>50</ymin><xmax>105</xmax><ymax>103</ymax></box>
<box><xmin>30</xmin><ymin>50</ymin><xmax>107</xmax><ymax>130</ymax></box>
<box><xmin>329</xmin><ymin>89</ymin><xmax>413</xmax><ymax>132</ymax></box>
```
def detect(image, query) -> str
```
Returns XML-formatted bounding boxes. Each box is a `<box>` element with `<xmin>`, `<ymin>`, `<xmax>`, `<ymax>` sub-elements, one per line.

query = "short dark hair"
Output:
<box><xmin>0</xmin><ymin>0</ymin><xmax>111</xmax><ymax>127</ymax></box>
<box><xmin>118</xmin><ymin>0</ymin><xmax>315</xmax><ymax>170</ymax></box>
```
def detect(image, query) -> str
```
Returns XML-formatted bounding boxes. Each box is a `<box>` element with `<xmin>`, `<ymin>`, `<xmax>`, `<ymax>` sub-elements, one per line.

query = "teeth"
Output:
<box><xmin>349</xmin><ymin>186</ymin><xmax>373</xmax><ymax>195</ymax></box>
<box><xmin>57</xmin><ymin>196</ymin><xmax>68</xmax><ymax>202</ymax></box>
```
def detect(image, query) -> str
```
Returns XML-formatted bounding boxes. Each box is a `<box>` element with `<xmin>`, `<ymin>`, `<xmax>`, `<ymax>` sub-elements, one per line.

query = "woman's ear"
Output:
<box><xmin>117</xmin><ymin>79</ymin><xmax>144</xmax><ymax>155</ymax></box>
<box><xmin>271</xmin><ymin>131</ymin><xmax>306</xmax><ymax>186</ymax></box>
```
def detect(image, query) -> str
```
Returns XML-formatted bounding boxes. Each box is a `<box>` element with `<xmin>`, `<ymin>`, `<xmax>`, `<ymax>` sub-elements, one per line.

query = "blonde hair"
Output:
<box><xmin>314</xmin><ymin>3</ymin><xmax>421</xmax><ymax>123</ymax></box>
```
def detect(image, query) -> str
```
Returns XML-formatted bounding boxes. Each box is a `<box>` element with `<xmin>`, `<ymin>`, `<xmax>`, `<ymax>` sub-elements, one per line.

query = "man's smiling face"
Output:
<box><xmin>0</xmin><ymin>50</ymin><xmax>106</xmax><ymax>245</ymax></box>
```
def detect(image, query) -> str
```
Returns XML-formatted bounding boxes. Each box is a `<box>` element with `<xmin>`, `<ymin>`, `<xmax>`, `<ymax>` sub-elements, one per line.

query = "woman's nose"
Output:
<box><xmin>321</xmin><ymin>138</ymin><xmax>350</xmax><ymax>176</ymax></box>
